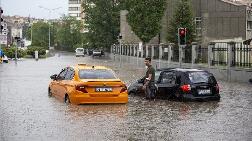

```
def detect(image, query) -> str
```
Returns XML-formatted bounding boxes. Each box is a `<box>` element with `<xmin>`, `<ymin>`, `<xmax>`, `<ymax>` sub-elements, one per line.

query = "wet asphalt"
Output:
<box><xmin>0</xmin><ymin>52</ymin><xmax>251</xmax><ymax>141</ymax></box>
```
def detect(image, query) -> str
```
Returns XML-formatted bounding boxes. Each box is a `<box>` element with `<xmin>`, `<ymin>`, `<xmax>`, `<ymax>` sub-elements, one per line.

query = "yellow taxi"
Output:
<box><xmin>48</xmin><ymin>64</ymin><xmax>128</xmax><ymax>104</ymax></box>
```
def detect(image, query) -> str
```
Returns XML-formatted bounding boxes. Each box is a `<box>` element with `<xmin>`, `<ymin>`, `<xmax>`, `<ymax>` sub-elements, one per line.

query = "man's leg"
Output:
<box><xmin>150</xmin><ymin>88</ymin><xmax>155</xmax><ymax>100</ymax></box>
<box><xmin>149</xmin><ymin>83</ymin><xmax>155</xmax><ymax>99</ymax></box>
<box><xmin>145</xmin><ymin>86</ymin><xmax>151</xmax><ymax>99</ymax></box>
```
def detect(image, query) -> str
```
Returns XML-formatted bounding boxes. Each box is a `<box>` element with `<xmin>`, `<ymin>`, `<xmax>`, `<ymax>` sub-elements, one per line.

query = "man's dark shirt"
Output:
<box><xmin>145</xmin><ymin>65</ymin><xmax>155</xmax><ymax>82</ymax></box>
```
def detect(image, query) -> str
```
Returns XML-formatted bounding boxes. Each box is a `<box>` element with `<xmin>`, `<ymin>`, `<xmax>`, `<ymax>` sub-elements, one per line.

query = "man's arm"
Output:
<box><xmin>143</xmin><ymin>73</ymin><xmax>152</xmax><ymax>87</ymax></box>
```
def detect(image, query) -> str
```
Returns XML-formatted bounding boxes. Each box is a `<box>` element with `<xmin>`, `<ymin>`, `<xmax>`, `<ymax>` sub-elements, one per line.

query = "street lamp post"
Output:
<box><xmin>38</xmin><ymin>6</ymin><xmax>61</xmax><ymax>49</ymax></box>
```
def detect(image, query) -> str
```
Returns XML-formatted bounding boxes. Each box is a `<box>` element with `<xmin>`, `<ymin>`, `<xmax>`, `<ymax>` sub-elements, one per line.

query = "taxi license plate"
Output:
<box><xmin>198</xmin><ymin>89</ymin><xmax>211</xmax><ymax>95</ymax></box>
<box><xmin>95</xmin><ymin>87</ymin><xmax>112</xmax><ymax>92</ymax></box>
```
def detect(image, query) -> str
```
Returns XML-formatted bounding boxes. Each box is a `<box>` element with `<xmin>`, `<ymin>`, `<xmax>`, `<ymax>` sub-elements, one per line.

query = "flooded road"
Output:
<box><xmin>0</xmin><ymin>52</ymin><xmax>251</xmax><ymax>141</ymax></box>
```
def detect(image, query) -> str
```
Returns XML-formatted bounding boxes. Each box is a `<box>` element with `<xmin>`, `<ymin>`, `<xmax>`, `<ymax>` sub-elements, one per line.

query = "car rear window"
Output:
<box><xmin>76</xmin><ymin>48</ymin><xmax>84</xmax><ymax>52</ymax></box>
<box><xmin>188</xmin><ymin>71</ymin><xmax>216</xmax><ymax>84</ymax></box>
<box><xmin>79</xmin><ymin>69</ymin><xmax>117</xmax><ymax>79</ymax></box>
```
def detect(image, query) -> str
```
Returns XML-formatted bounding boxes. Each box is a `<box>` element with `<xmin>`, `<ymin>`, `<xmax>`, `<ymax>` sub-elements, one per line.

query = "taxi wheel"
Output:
<box><xmin>64</xmin><ymin>94</ymin><xmax>71</xmax><ymax>104</ymax></box>
<box><xmin>48</xmin><ymin>88</ymin><xmax>52</xmax><ymax>97</ymax></box>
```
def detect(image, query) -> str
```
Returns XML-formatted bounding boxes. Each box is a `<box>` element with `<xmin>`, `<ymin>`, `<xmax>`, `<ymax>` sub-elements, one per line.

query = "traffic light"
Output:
<box><xmin>0</xmin><ymin>7</ymin><xmax>3</xmax><ymax>33</ymax></box>
<box><xmin>178</xmin><ymin>28</ymin><xmax>186</xmax><ymax>46</ymax></box>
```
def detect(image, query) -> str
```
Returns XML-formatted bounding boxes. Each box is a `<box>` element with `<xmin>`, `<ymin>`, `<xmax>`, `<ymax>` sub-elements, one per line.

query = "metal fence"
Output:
<box><xmin>232</xmin><ymin>43</ymin><xmax>252</xmax><ymax>67</ymax></box>
<box><xmin>111</xmin><ymin>41</ymin><xmax>252</xmax><ymax>68</ymax></box>
<box><xmin>212</xmin><ymin>43</ymin><xmax>229</xmax><ymax>66</ymax></box>
<box><xmin>196</xmin><ymin>45</ymin><xmax>208</xmax><ymax>64</ymax></box>
<box><xmin>211</xmin><ymin>42</ymin><xmax>252</xmax><ymax>68</ymax></box>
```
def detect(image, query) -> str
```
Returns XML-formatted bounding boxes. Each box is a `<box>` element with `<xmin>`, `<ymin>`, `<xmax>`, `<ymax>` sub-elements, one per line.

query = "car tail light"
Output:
<box><xmin>76</xmin><ymin>85</ymin><xmax>88</xmax><ymax>93</ymax></box>
<box><xmin>120</xmin><ymin>84</ymin><xmax>127</xmax><ymax>93</ymax></box>
<box><xmin>216</xmin><ymin>83</ymin><xmax>220</xmax><ymax>93</ymax></box>
<box><xmin>180</xmin><ymin>84</ymin><xmax>191</xmax><ymax>93</ymax></box>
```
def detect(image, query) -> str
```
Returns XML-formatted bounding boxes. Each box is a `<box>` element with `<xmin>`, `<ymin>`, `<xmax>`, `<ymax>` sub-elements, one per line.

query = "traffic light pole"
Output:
<box><xmin>178</xmin><ymin>27</ymin><xmax>187</xmax><ymax>68</ymax></box>
<box><xmin>179</xmin><ymin>45</ymin><xmax>182</xmax><ymax>68</ymax></box>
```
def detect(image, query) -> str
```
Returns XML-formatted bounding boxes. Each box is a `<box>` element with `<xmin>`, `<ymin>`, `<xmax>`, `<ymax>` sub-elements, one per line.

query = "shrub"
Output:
<box><xmin>26</xmin><ymin>46</ymin><xmax>46</xmax><ymax>57</ymax></box>
<box><xmin>2</xmin><ymin>47</ymin><xmax>26</xmax><ymax>58</ymax></box>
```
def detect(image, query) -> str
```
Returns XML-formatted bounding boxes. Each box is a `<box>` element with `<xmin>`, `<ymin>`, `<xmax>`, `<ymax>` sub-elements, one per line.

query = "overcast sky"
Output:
<box><xmin>1</xmin><ymin>0</ymin><xmax>68</xmax><ymax>19</ymax></box>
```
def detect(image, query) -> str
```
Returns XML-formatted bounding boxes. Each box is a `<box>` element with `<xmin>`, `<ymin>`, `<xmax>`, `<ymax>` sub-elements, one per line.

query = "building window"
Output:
<box><xmin>69</xmin><ymin>0</ymin><xmax>81</xmax><ymax>4</ymax></box>
<box><xmin>195</xmin><ymin>17</ymin><xmax>202</xmax><ymax>37</ymax></box>
<box><xmin>69</xmin><ymin>7</ymin><xmax>80</xmax><ymax>11</ymax></box>
<box><xmin>69</xmin><ymin>13</ymin><xmax>80</xmax><ymax>17</ymax></box>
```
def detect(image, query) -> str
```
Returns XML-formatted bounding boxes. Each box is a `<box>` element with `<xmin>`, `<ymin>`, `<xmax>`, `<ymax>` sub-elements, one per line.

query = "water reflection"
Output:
<box><xmin>177</xmin><ymin>102</ymin><xmax>220</xmax><ymax>120</ymax></box>
<box><xmin>0</xmin><ymin>52</ymin><xmax>251</xmax><ymax>140</ymax></box>
<box><xmin>65</xmin><ymin>104</ymin><xmax>128</xmax><ymax>119</ymax></box>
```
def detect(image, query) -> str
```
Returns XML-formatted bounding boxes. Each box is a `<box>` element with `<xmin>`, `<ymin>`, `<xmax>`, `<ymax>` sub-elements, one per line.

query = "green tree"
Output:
<box><xmin>55</xmin><ymin>16</ymin><xmax>85</xmax><ymax>51</ymax></box>
<box><xmin>126</xmin><ymin>0</ymin><xmax>166</xmax><ymax>43</ymax></box>
<box><xmin>24</xmin><ymin>21</ymin><xmax>57</xmax><ymax>49</ymax></box>
<box><xmin>30</xmin><ymin>21</ymin><xmax>50</xmax><ymax>48</ymax></box>
<box><xmin>83</xmin><ymin>0</ymin><xmax>120</xmax><ymax>50</ymax></box>
<box><xmin>167</xmin><ymin>0</ymin><xmax>195</xmax><ymax>44</ymax></box>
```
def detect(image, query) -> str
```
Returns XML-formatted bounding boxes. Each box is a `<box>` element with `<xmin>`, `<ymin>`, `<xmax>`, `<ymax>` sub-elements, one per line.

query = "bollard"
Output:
<box><xmin>146</xmin><ymin>45</ymin><xmax>149</xmax><ymax>57</ymax></box>
<box><xmin>208</xmin><ymin>42</ymin><xmax>215</xmax><ymax>68</ymax></box>
<box><xmin>227</xmin><ymin>42</ymin><xmax>235</xmax><ymax>82</ymax></box>
<box><xmin>35</xmin><ymin>51</ymin><xmax>39</xmax><ymax>60</ymax></box>
<box><xmin>168</xmin><ymin>44</ymin><xmax>173</xmax><ymax>66</ymax></box>
<box><xmin>151</xmin><ymin>45</ymin><xmax>154</xmax><ymax>59</ymax></box>
<box><xmin>158</xmin><ymin>44</ymin><xmax>163</xmax><ymax>69</ymax></box>
<box><xmin>191</xmin><ymin>42</ymin><xmax>198</xmax><ymax>68</ymax></box>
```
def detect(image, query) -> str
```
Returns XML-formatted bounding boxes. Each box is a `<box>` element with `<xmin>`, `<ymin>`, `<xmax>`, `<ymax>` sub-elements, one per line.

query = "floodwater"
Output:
<box><xmin>0</xmin><ymin>52</ymin><xmax>251</xmax><ymax>141</ymax></box>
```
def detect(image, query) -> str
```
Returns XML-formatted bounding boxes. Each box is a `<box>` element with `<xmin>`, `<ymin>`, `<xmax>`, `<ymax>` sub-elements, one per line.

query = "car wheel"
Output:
<box><xmin>65</xmin><ymin>94</ymin><xmax>70</xmax><ymax>104</ymax></box>
<box><xmin>174</xmin><ymin>91</ymin><xmax>183</xmax><ymax>101</ymax></box>
<box><xmin>166</xmin><ymin>93</ymin><xmax>173</xmax><ymax>100</ymax></box>
<box><xmin>48</xmin><ymin>88</ymin><xmax>52</xmax><ymax>97</ymax></box>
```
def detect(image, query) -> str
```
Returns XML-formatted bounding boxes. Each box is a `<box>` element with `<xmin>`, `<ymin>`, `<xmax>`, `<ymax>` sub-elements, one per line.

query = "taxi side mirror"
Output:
<box><xmin>50</xmin><ymin>74</ymin><xmax>57</xmax><ymax>80</ymax></box>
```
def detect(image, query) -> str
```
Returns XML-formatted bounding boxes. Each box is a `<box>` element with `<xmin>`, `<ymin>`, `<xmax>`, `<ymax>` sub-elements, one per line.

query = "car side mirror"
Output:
<box><xmin>50</xmin><ymin>74</ymin><xmax>57</xmax><ymax>80</ymax></box>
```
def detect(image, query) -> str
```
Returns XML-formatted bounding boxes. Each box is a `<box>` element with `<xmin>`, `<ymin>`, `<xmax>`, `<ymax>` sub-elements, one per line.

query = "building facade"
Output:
<box><xmin>120</xmin><ymin>0</ymin><xmax>252</xmax><ymax>45</ymax></box>
<box><xmin>68</xmin><ymin>0</ymin><xmax>84</xmax><ymax>20</ymax></box>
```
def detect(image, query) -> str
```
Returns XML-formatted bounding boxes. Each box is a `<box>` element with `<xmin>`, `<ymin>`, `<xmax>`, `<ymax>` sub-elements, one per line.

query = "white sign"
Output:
<box><xmin>164</xmin><ymin>48</ymin><xmax>168</xmax><ymax>52</ymax></box>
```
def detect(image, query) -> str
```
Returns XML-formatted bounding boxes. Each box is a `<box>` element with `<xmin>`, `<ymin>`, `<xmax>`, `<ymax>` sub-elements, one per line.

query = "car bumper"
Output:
<box><xmin>92</xmin><ymin>53</ymin><xmax>101</xmax><ymax>56</ymax></box>
<box><xmin>70</xmin><ymin>92</ymin><xmax>128</xmax><ymax>104</ymax></box>
<box><xmin>3</xmin><ymin>60</ymin><xmax>8</xmax><ymax>63</ymax></box>
<box><xmin>182</xmin><ymin>94</ymin><xmax>220</xmax><ymax>101</ymax></box>
<box><xmin>76</xmin><ymin>54</ymin><xmax>84</xmax><ymax>56</ymax></box>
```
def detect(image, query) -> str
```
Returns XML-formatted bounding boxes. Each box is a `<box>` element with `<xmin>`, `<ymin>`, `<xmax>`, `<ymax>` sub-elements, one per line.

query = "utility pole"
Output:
<box><xmin>38</xmin><ymin>6</ymin><xmax>61</xmax><ymax>49</ymax></box>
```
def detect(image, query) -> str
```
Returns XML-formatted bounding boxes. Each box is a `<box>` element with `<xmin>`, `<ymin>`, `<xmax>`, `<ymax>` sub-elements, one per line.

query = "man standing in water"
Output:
<box><xmin>142</xmin><ymin>57</ymin><xmax>156</xmax><ymax>100</ymax></box>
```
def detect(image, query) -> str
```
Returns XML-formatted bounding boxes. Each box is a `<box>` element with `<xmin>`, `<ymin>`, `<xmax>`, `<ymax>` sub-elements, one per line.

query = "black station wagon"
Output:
<box><xmin>128</xmin><ymin>68</ymin><xmax>220</xmax><ymax>101</ymax></box>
